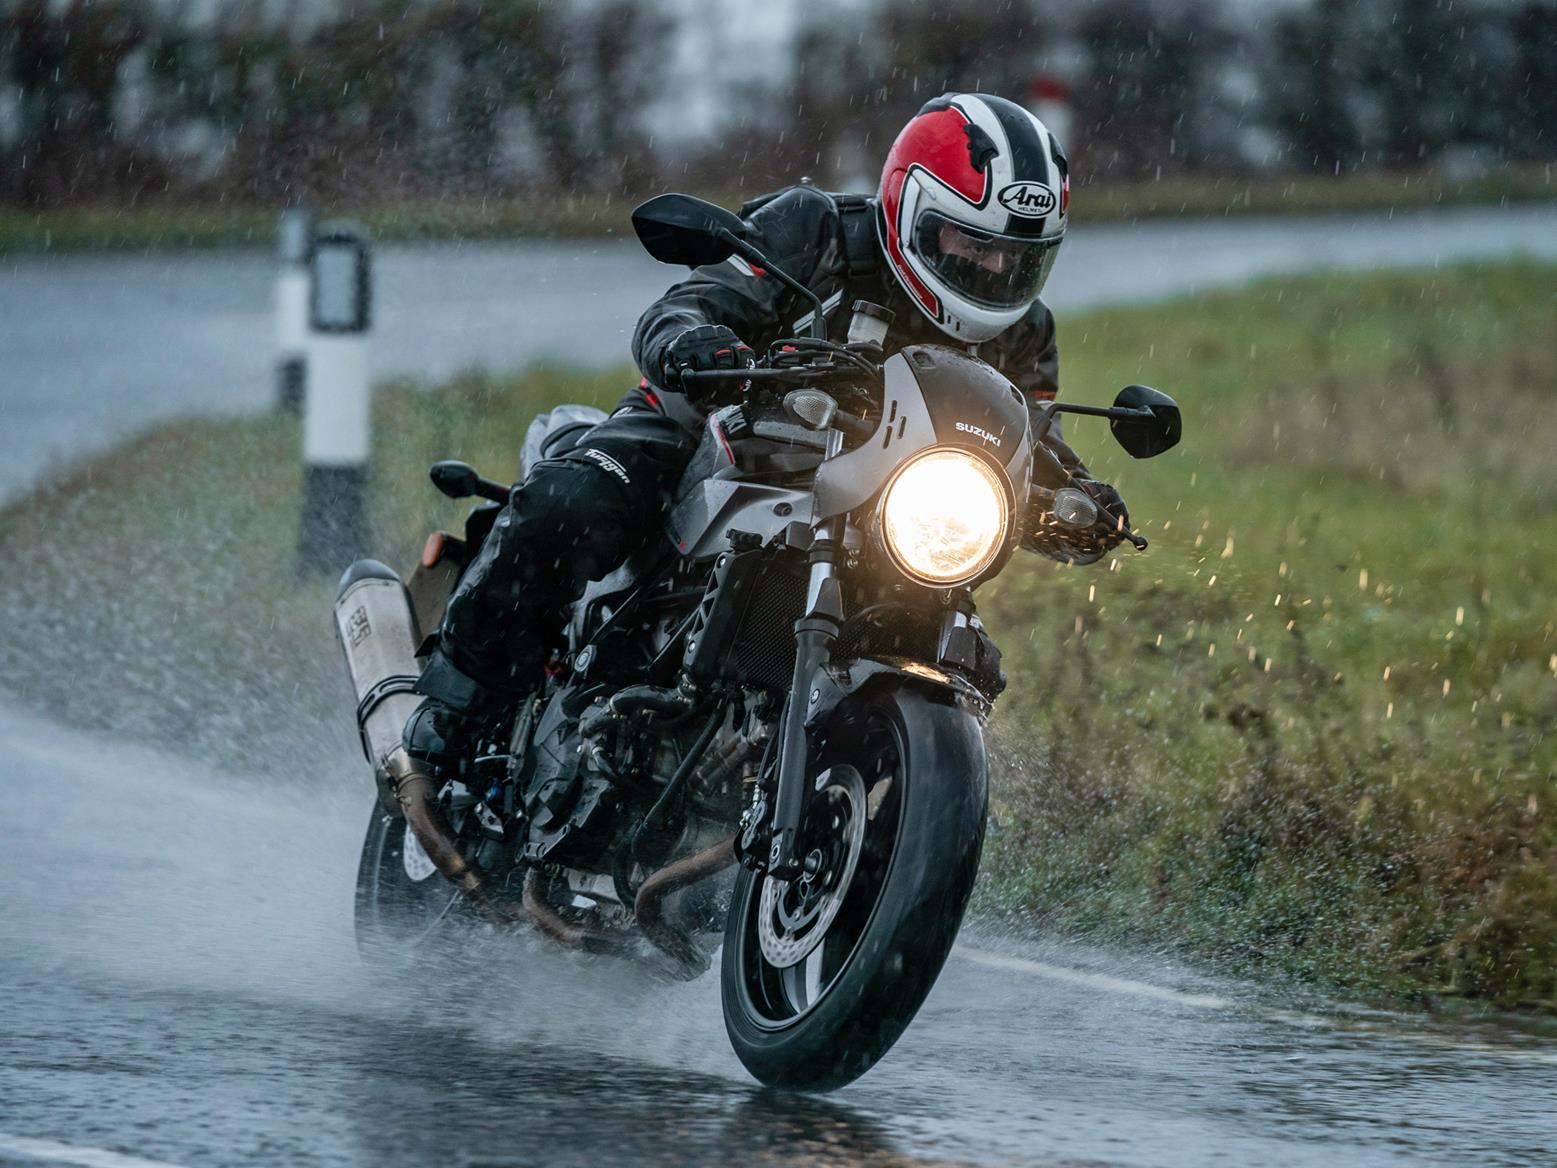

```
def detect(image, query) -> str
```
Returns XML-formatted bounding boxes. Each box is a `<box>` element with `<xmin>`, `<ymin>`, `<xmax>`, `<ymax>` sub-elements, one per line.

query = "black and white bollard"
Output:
<box><xmin>274</xmin><ymin>205</ymin><xmax>313</xmax><ymax>414</ymax></box>
<box><xmin>298</xmin><ymin>220</ymin><xmax>373</xmax><ymax>578</ymax></box>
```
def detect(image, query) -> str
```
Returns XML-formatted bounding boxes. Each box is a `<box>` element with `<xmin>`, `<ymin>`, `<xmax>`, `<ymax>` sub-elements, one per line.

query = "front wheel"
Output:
<box><xmin>721</xmin><ymin>685</ymin><xmax>988</xmax><ymax>1090</ymax></box>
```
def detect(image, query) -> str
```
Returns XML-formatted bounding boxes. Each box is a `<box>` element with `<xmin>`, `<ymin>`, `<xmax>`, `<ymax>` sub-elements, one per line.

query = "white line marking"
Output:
<box><xmin>0</xmin><ymin>1134</ymin><xmax>187</xmax><ymax>1168</ymax></box>
<box><xmin>955</xmin><ymin>946</ymin><xmax>1557</xmax><ymax>1067</ymax></box>
<box><xmin>959</xmin><ymin>947</ymin><xmax>1233</xmax><ymax>1010</ymax></box>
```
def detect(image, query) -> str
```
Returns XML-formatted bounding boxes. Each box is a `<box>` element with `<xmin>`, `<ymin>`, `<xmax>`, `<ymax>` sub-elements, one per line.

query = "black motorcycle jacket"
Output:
<box><xmin>630</xmin><ymin>183</ymin><xmax>1098</xmax><ymax>486</ymax></box>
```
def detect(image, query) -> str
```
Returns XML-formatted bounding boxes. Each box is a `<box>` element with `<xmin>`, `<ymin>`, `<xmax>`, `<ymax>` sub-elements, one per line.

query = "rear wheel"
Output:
<box><xmin>721</xmin><ymin>685</ymin><xmax>987</xmax><ymax>1090</ymax></box>
<box><xmin>353</xmin><ymin>803</ymin><xmax>466</xmax><ymax>961</ymax></box>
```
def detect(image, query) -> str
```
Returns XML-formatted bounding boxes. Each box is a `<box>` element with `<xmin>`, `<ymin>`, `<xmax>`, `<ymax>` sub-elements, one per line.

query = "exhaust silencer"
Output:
<box><xmin>333</xmin><ymin>559</ymin><xmax>517</xmax><ymax>926</ymax></box>
<box><xmin>334</xmin><ymin>559</ymin><xmax>425</xmax><ymax>811</ymax></box>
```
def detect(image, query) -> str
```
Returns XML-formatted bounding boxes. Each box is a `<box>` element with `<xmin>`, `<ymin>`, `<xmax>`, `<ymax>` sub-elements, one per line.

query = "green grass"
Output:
<box><xmin>0</xmin><ymin>196</ymin><xmax>651</xmax><ymax>254</ymax></box>
<box><xmin>2</xmin><ymin>165</ymin><xmax>1550</xmax><ymax>253</ymax></box>
<box><xmin>979</xmin><ymin>260</ymin><xmax>1557</xmax><ymax>1008</ymax></box>
<box><xmin>1</xmin><ymin>262</ymin><xmax>1552</xmax><ymax>1007</ymax></box>
<box><xmin>0</xmin><ymin>363</ymin><xmax>624</xmax><ymax>771</ymax></box>
<box><xmin>1073</xmin><ymin>163</ymin><xmax>1554</xmax><ymax>221</ymax></box>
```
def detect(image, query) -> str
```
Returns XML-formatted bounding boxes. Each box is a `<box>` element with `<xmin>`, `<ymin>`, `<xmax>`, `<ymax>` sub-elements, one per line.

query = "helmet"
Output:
<box><xmin>878</xmin><ymin>93</ymin><xmax>1069</xmax><ymax>343</ymax></box>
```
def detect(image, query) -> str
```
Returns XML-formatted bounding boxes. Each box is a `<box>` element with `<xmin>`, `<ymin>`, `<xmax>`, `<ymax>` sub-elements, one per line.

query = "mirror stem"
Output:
<box><xmin>1047</xmin><ymin>402</ymin><xmax>1156</xmax><ymax>421</ymax></box>
<box><xmin>718</xmin><ymin>229</ymin><xmax>828</xmax><ymax>340</ymax></box>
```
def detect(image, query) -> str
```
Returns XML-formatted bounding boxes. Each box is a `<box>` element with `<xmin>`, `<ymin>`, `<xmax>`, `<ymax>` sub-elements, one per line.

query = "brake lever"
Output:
<box><xmin>1087</xmin><ymin>497</ymin><xmax>1148</xmax><ymax>550</ymax></box>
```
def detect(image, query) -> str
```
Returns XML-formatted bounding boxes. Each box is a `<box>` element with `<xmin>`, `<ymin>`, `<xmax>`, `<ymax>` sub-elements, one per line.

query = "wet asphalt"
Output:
<box><xmin>3</xmin><ymin>700</ymin><xmax>1555</xmax><ymax>1168</ymax></box>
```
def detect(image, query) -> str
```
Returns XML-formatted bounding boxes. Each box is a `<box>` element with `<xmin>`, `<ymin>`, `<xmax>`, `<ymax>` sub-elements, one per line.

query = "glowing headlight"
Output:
<box><xmin>880</xmin><ymin>448</ymin><xmax>1010</xmax><ymax>585</ymax></box>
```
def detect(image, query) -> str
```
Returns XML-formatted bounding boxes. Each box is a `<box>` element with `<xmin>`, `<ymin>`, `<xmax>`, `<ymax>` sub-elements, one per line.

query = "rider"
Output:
<box><xmin>401</xmin><ymin>91</ymin><xmax>1129</xmax><ymax>777</ymax></box>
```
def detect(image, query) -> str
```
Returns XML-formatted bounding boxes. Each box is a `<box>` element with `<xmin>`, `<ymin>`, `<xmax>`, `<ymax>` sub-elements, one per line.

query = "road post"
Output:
<box><xmin>274</xmin><ymin>205</ymin><xmax>313</xmax><ymax>414</ymax></box>
<box><xmin>1028</xmin><ymin>73</ymin><xmax>1073</xmax><ymax>151</ymax></box>
<box><xmin>297</xmin><ymin>219</ymin><xmax>373</xmax><ymax>577</ymax></box>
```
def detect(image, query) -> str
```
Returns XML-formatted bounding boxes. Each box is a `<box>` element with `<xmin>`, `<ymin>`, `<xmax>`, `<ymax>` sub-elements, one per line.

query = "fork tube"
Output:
<box><xmin>768</xmin><ymin>518</ymin><xmax>844</xmax><ymax>879</ymax></box>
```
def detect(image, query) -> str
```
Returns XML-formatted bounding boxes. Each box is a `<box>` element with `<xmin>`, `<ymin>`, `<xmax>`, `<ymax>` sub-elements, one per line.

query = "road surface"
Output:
<box><xmin>2</xmin><ymin>700</ymin><xmax>1554</xmax><ymax>1168</ymax></box>
<box><xmin>2</xmin><ymin>203</ymin><xmax>1555</xmax><ymax>501</ymax></box>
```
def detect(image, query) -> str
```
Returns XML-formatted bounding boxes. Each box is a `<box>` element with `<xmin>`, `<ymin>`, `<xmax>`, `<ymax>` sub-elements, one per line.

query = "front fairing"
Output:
<box><xmin>813</xmin><ymin>345</ymin><xmax>1033</xmax><ymax>584</ymax></box>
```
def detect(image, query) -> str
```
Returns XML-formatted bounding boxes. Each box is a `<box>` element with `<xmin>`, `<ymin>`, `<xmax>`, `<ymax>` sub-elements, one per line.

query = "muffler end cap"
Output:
<box><xmin>336</xmin><ymin>558</ymin><xmax>401</xmax><ymax>602</ymax></box>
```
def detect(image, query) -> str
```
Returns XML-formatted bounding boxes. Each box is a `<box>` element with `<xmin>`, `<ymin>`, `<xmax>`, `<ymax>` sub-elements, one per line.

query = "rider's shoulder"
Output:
<box><xmin>740</xmin><ymin>182</ymin><xmax>847</xmax><ymax>229</ymax></box>
<box><xmin>989</xmin><ymin>297</ymin><xmax>1057</xmax><ymax>345</ymax></box>
<box><xmin>1025</xmin><ymin>296</ymin><xmax>1057</xmax><ymax>329</ymax></box>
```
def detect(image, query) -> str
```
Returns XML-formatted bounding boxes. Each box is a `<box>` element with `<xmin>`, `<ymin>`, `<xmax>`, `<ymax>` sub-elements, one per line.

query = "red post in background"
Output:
<box><xmin>1028</xmin><ymin>73</ymin><xmax>1073</xmax><ymax>154</ymax></box>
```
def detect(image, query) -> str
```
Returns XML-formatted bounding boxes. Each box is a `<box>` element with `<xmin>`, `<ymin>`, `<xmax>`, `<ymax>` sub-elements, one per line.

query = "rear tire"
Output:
<box><xmin>353</xmin><ymin>802</ymin><xmax>465</xmax><ymax>962</ymax></box>
<box><xmin>721</xmin><ymin>685</ymin><xmax>987</xmax><ymax>1090</ymax></box>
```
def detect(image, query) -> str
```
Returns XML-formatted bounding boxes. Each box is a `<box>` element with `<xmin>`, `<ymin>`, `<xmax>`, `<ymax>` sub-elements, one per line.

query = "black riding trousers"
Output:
<box><xmin>430</xmin><ymin>389</ymin><xmax>698</xmax><ymax>698</ymax></box>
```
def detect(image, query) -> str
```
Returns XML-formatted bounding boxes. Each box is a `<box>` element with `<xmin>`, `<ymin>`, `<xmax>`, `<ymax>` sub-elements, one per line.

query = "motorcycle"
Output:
<box><xmin>334</xmin><ymin>194</ymin><xmax>1182</xmax><ymax>1090</ymax></box>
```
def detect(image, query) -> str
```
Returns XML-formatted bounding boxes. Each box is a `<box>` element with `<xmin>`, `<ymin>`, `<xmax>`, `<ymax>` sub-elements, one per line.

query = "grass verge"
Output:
<box><xmin>1</xmin><ymin>264</ymin><xmax>1552</xmax><ymax>1008</ymax></box>
<box><xmin>1</xmin><ymin>165</ymin><xmax>1550</xmax><ymax>253</ymax></box>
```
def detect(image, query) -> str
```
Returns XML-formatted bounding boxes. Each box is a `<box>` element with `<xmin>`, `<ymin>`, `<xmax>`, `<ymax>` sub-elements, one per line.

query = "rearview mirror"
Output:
<box><xmin>631</xmin><ymin>194</ymin><xmax>748</xmax><ymax>267</ymax></box>
<box><xmin>429</xmin><ymin>460</ymin><xmax>481</xmax><ymax>499</ymax></box>
<box><xmin>1110</xmin><ymin>384</ymin><xmax>1182</xmax><ymax>459</ymax></box>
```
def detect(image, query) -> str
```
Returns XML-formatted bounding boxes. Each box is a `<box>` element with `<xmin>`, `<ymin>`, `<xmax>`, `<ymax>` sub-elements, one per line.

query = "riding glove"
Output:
<box><xmin>1081</xmin><ymin>480</ymin><xmax>1130</xmax><ymax>531</ymax></box>
<box><xmin>661</xmin><ymin>324</ymin><xmax>756</xmax><ymax>398</ymax></box>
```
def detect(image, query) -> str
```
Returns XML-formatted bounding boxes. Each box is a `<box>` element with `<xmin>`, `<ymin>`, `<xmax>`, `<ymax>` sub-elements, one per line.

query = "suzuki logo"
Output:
<box><xmin>955</xmin><ymin>421</ymin><xmax>1002</xmax><ymax>447</ymax></box>
<box><xmin>997</xmin><ymin>181</ymin><xmax>1057</xmax><ymax>218</ymax></box>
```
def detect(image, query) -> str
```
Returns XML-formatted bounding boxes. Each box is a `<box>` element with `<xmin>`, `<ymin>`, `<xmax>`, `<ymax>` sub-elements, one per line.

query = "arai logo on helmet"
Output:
<box><xmin>997</xmin><ymin>181</ymin><xmax>1057</xmax><ymax>218</ymax></box>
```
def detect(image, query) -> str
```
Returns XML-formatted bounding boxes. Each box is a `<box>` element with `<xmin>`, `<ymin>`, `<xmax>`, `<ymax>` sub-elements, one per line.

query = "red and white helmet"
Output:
<box><xmin>878</xmin><ymin>93</ymin><xmax>1069</xmax><ymax>343</ymax></box>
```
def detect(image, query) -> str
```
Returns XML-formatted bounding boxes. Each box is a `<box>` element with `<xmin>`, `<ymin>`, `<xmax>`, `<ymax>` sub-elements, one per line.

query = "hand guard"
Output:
<box><xmin>1081</xmin><ymin>480</ymin><xmax>1130</xmax><ymax>529</ymax></box>
<box><xmin>661</xmin><ymin>324</ymin><xmax>756</xmax><ymax>398</ymax></box>
<box><xmin>1021</xmin><ymin>481</ymin><xmax>1132</xmax><ymax>565</ymax></box>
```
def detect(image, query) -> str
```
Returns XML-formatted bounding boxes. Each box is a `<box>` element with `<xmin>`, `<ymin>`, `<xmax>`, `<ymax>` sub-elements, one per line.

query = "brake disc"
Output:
<box><xmin>757</xmin><ymin>765</ymin><xmax>867</xmax><ymax>969</ymax></box>
<box><xmin>401</xmin><ymin>826</ymin><xmax>438</xmax><ymax>882</ymax></box>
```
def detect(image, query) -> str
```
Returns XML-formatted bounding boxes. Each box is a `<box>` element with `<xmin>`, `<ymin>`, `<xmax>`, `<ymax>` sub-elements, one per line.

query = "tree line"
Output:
<box><xmin>2</xmin><ymin>0</ymin><xmax>1552</xmax><ymax>209</ymax></box>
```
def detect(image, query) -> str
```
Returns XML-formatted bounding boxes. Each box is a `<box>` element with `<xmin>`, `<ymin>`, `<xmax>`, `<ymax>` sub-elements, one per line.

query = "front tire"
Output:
<box><xmin>721</xmin><ymin>685</ymin><xmax>988</xmax><ymax>1090</ymax></box>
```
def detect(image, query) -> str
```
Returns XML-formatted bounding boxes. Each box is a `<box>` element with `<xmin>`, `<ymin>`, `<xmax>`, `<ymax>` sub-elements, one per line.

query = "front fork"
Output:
<box><xmin>767</xmin><ymin>518</ymin><xmax>845</xmax><ymax>879</ymax></box>
<box><xmin>763</xmin><ymin>518</ymin><xmax>981</xmax><ymax>879</ymax></box>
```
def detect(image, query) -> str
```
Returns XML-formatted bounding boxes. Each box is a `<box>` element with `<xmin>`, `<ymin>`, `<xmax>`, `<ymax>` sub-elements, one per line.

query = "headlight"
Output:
<box><xmin>880</xmin><ymin>448</ymin><xmax>1010</xmax><ymax>586</ymax></box>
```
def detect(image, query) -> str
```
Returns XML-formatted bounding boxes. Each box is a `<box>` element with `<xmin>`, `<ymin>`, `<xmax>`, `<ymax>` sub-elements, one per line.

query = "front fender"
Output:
<box><xmin>803</xmin><ymin>655</ymin><xmax>992</xmax><ymax>733</ymax></box>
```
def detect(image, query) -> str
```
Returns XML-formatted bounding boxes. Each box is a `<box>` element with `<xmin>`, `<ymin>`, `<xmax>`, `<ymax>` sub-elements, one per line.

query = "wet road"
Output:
<box><xmin>4</xmin><ymin>699</ymin><xmax>1555</xmax><ymax>1168</ymax></box>
<box><xmin>3</xmin><ymin>203</ymin><xmax>1556</xmax><ymax>501</ymax></box>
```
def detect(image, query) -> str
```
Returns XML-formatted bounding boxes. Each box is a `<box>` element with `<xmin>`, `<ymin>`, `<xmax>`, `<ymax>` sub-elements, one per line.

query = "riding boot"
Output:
<box><xmin>401</xmin><ymin>696</ymin><xmax>479</xmax><ymax>780</ymax></box>
<box><xmin>402</xmin><ymin>649</ymin><xmax>508</xmax><ymax>779</ymax></box>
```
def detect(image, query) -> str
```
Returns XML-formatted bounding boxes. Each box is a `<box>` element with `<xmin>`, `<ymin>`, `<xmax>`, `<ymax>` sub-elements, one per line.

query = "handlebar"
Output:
<box><xmin>683</xmin><ymin>356</ymin><xmax>1148</xmax><ymax>552</ymax></box>
<box><xmin>677</xmin><ymin>367</ymin><xmax>832</xmax><ymax>386</ymax></box>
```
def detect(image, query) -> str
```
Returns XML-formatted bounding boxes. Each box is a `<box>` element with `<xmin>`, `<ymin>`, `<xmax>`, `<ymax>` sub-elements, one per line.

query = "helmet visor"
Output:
<box><xmin>912</xmin><ymin>210</ymin><xmax>1062</xmax><ymax>309</ymax></box>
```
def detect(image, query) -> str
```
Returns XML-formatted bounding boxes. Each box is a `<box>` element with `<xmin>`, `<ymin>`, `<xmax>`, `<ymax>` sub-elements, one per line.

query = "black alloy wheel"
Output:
<box><xmin>721</xmin><ymin>685</ymin><xmax>988</xmax><ymax>1090</ymax></box>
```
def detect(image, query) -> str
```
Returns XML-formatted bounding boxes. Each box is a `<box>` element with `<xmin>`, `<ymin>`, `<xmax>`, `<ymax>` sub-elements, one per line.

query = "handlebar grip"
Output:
<box><xmin>679</xmin><ymin>367</ymin><xmax>782</xmax><ymax>382</ymax></box>
<box><xmin>677</xmin><ymin>368</ymin><xmax>742</xmax><ymax>383</ymax></box>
